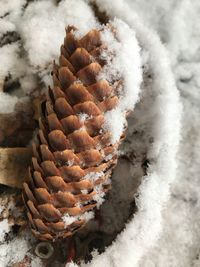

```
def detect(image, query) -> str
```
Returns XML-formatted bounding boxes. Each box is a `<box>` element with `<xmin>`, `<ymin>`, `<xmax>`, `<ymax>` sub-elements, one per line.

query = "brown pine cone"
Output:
<box><xmin>23</xmin><ymin>25</ymin><xmax>123</xmax><ymax>241</ymax></box>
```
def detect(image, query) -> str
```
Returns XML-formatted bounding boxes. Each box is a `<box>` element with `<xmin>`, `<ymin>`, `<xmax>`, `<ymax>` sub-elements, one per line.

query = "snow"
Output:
<box><xmin>81</xmin><ymin>211</ymin><xmax>94</xmax><ymax>221</ymax></box>
<box><xmin>65</xmin><ymin>159</ymin><xmax>74</xmax><ymax>167</ymax></box>
<box><xmin>103</xmin><ymin>108</ymin><xmax>126</xmax><ymax>144</ymax></box>
<box><xmin>84</xmin><ymin>172</ymin><xmax>104</xmax><ymax>182</ymax></box>
<box><xmin>67</xmin><ymin>263</ymin><xmax>78</xmax><ymax>267</ymax></box>
<box><xmin>0</xmin><ymin>42</ymin><xmax>25</xmax><ymax>86</ymax></box>
<box><xmin>82</xmin><ymin>172</ymin><xmax>108</xmax><ymax>208</ymax></box>
<box><xmin>0</xmin><ymin>233</ymin><xmax>31</xmax><ymax>266</ymax></box>
<box><xmin>104</xmin><ymin>154</ymin><xmax>113</xmax><ymax>162</ymax></box>
<box><xmin>92</xmin><ymin>185</ymin><xmax>105</xmax><ymax>209</ymax></box>
<box><xmin>99</xmin><ymin>18</ymin><xmax>142</xmax><ymax>144</ymax></box>
<box><xmin>31</xmin><ymin>257</ymin><xmax>43</xmax><ymax>267</ymax></box>
<box><xmin>62</xmin><ymin>211</ymin><xmax>94</xmax><ymax>228</ymax></box>
<box><xmin>81</xmin><ymin>190</ymin><xmax>88</xmax><ymax>195</ymax></box>
<box><xmin>78</xmin><ymin>113</ymin><xmax>91</xmax><ymax>122</ymax></box>
<box><xmin>62</xmin><ymin>213</ymin><xmax>77</xmax><ymax>226</ymax></box>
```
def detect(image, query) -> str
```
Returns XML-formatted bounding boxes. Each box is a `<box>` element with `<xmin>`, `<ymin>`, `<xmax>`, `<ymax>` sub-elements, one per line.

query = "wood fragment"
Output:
<box><xmin>0</xmin><ymin>147</ymin><xmax>32</xmax><ymax>188</ymax></box>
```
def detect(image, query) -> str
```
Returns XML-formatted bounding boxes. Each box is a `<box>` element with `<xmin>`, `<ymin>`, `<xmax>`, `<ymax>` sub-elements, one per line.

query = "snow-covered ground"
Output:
<box><xmin>0</xmin><ymin>0</ymin><xmax>199</xmax><ymax>266</ymax></box>
<box><xmin>126</xmin><ymin>0</ymin><xmax>200</xmax><ymax>266</ymax></box>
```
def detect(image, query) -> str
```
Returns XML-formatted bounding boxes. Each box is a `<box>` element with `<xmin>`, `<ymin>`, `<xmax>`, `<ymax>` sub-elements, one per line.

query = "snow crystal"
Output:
<box><xmin>83</xmin><ymin>171</ymin><xmax>111</xmax><ymax>208</ymax></box>
<box><xmin>62</xmin><ymin>214</ymin><xmax>77</xmax><ymax>227</ymax></box>
<box><xmin>84</xmin><ymin>172</ymin><xmax>104</xmax><ymax>182</ymax></box>
<box><xmin>75</xmin><ymin>202</ymin><xmax>82</xmax><ymax>208</ymax></box>
<box><xmin>93</xmin><ymin>185</ymin><xmax>105</xmax><ymax>209</ymax></box>
<box><xmin>65</xmin><ymin>159</ymin><xmax>74</xmax><ymax>167</ymax></box>
<box><xmin>62</xmin><ymin>211</ymin><xmax>94</xmax><ymax>228</ymax></box>
<box><xmin>81</xmin><ymin>189</ymin><xmax>88</xmax><ymax>195</ymax></box>
<box><xmin>81</xmin><ymin>211</ymin><xmax>94</xmax><ymax>221</ymax></box>
<box><xmin>104</xmin><ymin>154</ymin><xmax>114</xmax><ymax>162</ymax></box>
<box><xmin>78</xmin><ymin>113</ymin><xmax>91</xmax><ymax>122</ymax></box>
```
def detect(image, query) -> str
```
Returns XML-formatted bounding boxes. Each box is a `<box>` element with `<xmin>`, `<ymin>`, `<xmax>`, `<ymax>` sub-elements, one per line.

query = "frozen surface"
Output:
<box><xmin>0</xmin><ymin>0</ymin><xmax>198</xmax><ymax>266</ymax></box>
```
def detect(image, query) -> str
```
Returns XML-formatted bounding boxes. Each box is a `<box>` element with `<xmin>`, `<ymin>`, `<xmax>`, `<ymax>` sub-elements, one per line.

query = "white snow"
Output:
<box><xmin>0</xmin><ymin>92</ymin><xmax>18</xmax><ymax>113</ymax></box>
<box><xmin>62</xmin><ymin>213</ymin><xmax>77</xmax><ymax>226</ymax></box>
<box><xmin>0</xmin><ymin>0</ymin><xmax>25</xmax><ymax>18</ymax></box>
<box><xmin>104</xmin><ymin>154</ymin><xmax>114</xmax><ymax>162</ymax></box>
<box><xmin>99</xmin><ymin>18</ymin><xmax>142</xmax><ymax>144</ymax></box>
<box><xmin>78</xmin><ymin>113</ymin><xmax>91</xmax><ymax>122</ymax></box>
<box><xmin>65</xmin><ymin>159</ymin><xmax>74</xmax><ymax>167</ymax></box>
<box><xmin>81</xmin><ymin>211</ymin><xmax>94</xmax><ymax>221</ymax></box>
<box><xmin>62</xmin><ymin>211</ymin><xmax>94</xmax><ymax>228</ymax></box>
<box><xmin>0</xmin><ymin>232</ymin><xmax>32</xmax><ymax>266</ymax></box>
<box><xmin>84</xmin><ymin>171</ymin><xmax>104</xmax><ymax>182</ymax></box>
<box><xmin>103</xmin><ymin>108</ymin><xmax>126</xmax><ymax>144</ymax></box>
<box><xmin>92</xmin><ymin>184</ymin><xmax>105</xmax><ymax>209</ymax></box>
<box><xmin>0</xmin><ymin>42</ymin><xmax>25</xmax><ymax>86</ymax></box>
<box><xmin>31</xmin><ymin>257</ymin><xmax>43</xmax><ymax>267</ymax></box>
<box><xmin>81</xmin><ymin>190</ymin><xmax>88</xmax><ymax>195</ymax></box>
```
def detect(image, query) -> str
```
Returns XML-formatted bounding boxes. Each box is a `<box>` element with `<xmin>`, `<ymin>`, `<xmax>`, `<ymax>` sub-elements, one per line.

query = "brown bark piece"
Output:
<box><xmin>0</xmin><ymin>147</ymin><xmax>32</xmax><ymax>188</ymax></box>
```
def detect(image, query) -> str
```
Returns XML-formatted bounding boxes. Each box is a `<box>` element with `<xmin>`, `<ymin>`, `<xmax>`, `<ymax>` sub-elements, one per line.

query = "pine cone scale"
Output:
<box><xmin>69</xmin><ymin>48</ymin><xmax>92</xmax><ymax>71</ymax></box>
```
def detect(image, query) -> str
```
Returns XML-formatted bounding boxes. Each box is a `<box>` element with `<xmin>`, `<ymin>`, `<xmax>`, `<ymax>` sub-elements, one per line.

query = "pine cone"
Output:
<box><xmin>23</xmin><ymin>25</ymin><xmax>122</xmax><ymax>241</ymax></box>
